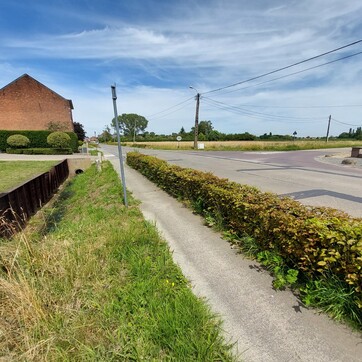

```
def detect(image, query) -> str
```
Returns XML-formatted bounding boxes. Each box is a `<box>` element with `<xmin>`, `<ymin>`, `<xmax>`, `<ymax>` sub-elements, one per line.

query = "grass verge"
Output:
<box><xmin>0</xmin><ymin>161</ymin><xmax>58</xmax><ymax>192</ymax></box>
<box><xmin>0</xmin><ymin>161</ymin><xmax>235</xmax><ymax>361</ymax></box>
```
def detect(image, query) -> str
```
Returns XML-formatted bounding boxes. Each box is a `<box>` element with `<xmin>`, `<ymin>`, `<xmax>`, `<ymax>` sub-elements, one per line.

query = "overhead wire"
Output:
<box><xmin>208</xmin><ymin>51</ymin><xmax>362</xmax><ymax>96</ymax></box>
<box><xmin>202</xmin><ymin>39</ymin><xmax>362</xmax><ymax>95</ymax></box>
<box><xmin>146</xmin><ymin>96</ymin><xmax>194</xmax><ymax>119</ymax></box>
<box><xmin>202</xmin><ymin>98</ymin><xmax>323</xmax><ymax>123</ymax></box>
<box><xmin>226</xmin><ymin>104</ymin><xmax>362</xmax><ymax>109</ymax></box>
<box><xmin>331</xmin><ymin>118</ymin><xmax>362</xmax><ymax>127</ymax></box>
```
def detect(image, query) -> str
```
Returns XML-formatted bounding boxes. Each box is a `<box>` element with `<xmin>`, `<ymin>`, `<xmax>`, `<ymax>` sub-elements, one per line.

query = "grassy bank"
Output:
<box><xmin>0</xmin><ymin>161</ymin><xmax>58</xmax><ymax>192</ymax></box>
<box><xmin>0</xmin><ymin>162</ymin><xmax>235</xmax><ymax>361</ymax></box>
<box><xmin>120</xmin><ymin>139</ymin><xmax>361</xmax><ymax>151</ymax></box>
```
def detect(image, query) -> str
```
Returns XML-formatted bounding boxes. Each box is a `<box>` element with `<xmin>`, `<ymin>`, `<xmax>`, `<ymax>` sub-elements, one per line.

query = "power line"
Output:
<box><xmin>146</xmin><ymin>96</ymin><xmax>194</xmax><ymax>119</ymax></box>
<box><xmin>210</xmin><ymin>50</ymin><xmax>362</xmax><ymax>96</ymax></box>
<box><xmin>225</xmin><ymin>104</ymin><xmax>362</xmax><ymax>109</ymax></box>
<box><xmin>331</xmin><ymin>117</ymin><xmax>362</xmax><ymax>127</ymax></box>
<box><xmin>202</xmin><ymin>39</ymin><xmax>362</xmax><ymax>95</ymax></box>
<box><xmin>203</xmin><ymin>97</ymin><xmax>324</xmax><ymax>121</ymax></box>
<box><xmin>202</xmin><ymin>98</ymin><xmax>323</xmax><ymax>123</ymax></box>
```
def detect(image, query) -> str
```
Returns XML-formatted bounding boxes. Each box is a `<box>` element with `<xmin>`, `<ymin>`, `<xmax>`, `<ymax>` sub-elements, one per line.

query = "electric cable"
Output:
<box><xmin>209</xmin><ymin>51</ymin><xmax>362</xmax><ymax>96</ymax></box>
<box><xmin>202</xmin><ymin>39</ymin><xmax>362</xmax><ymax>95</ymax></box>
<box><xmin>331</xmin><ymin>118</ymin><xmax>362</xmax><ymax>127</ymax></box>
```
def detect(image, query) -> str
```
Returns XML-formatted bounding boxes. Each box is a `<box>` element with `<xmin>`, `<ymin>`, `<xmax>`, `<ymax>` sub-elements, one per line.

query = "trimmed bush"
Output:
<box><xmin>127</xmin><ymin>152</ymin><xmax>362</xmax><ymax>311</ymax></box>
<box><xmin>47</xmin><ymin>132</ymin><xmax>71</xmax><ymax>149</ymax></box>
<box><xmin>6</xmin><ymin>148</ymin><xmax>73</xmax><ymax>155</ymax></box>
<box><xmin>6</xmin><ymin>134</ymin><xmax>30</xmax><ymax>148</ymax></box>
<box><xmin>0</xmin><ymin>130</ymin><xmax>78</xmax><ymax>152</ymax></box>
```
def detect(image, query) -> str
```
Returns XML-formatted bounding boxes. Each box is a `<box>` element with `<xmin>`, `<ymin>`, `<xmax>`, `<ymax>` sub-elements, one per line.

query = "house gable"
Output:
<box><xmin>0</xmin><ymin>74</ymin><xmax>74</xmax><ymax>131</ymax></box>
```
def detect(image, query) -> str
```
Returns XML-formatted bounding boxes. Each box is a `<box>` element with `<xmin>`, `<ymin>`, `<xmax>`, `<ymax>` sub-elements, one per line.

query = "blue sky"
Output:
<box><xmin>1</xmin><ymin>0</ymin><xmax>362</xmax><ymax>137</ymax></box>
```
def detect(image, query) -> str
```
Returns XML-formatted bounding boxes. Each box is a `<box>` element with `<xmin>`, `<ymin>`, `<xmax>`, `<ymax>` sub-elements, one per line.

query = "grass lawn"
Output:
<box><xmin>0</xmin><ymin>161</ymin><xmax>58</xmax><ymax>193</ymax></box>
<box><xmin>0</xmin><ymin>162</ymin><xmax>235</xmax><ymax>361</ymax></box>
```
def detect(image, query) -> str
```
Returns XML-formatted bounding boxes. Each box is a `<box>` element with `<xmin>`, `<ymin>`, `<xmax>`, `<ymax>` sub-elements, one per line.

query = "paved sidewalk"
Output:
<box><xmin>106</xmin><ymin>152</ymin><xmax>362</xmax><ymax>362</ymax></box>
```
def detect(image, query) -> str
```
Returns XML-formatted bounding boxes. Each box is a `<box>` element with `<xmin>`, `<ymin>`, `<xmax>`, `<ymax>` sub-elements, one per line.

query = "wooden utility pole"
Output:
<box><xmin>193</xmin><ymin>93</ymin><xmax>200</xmax><ymax>149</ymax></box>
<box><xmin>326</xmin><ymin>115</ymin><xmax>331</xmax><ymax>142</ymax></box>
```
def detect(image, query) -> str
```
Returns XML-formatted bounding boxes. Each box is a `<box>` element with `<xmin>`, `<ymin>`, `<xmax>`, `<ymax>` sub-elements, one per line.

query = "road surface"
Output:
<box><xmin>103</xmin><ymin>145</ymin><xmax>362</xmax><ymax>218</ymax></box>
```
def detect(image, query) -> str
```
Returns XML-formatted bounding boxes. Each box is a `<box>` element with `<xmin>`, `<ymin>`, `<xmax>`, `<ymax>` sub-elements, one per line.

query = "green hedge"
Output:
<box><xmin>6</xmin><ymin>148</ymin><xmax>73</xmax><ymax>155</ymax></box>
<box><xmin>0</xmin><ymin>130</ymin><xmax>78</xmax><ymax>152</ymax></box>
<box><xmin>127</xmin><ymin>152</ymin><xmax>362</xmax><ymax>309</ymax></box>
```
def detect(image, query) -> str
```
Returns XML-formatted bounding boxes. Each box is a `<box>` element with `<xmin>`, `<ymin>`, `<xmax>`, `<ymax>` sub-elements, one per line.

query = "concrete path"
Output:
<box><xmin>105</xmin><ymin>149</ymin><xmax>362</xmax><ymax>362</ymax></box>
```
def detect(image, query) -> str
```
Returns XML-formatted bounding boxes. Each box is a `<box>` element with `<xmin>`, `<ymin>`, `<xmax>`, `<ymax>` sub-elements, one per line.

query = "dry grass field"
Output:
<box><xmin>123</xmin><ymin>139</ymin><xmax>362</xmax><ymax>151</ymax></box>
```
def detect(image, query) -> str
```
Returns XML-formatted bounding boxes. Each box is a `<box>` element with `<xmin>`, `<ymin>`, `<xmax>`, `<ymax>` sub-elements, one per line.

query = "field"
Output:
<box><xmin>0</xmin><ymin>161</ymin><xmax>58</xmax><ymax>193</ymax></box>
<box><xmin>122</xmin><ymin>139</ymin><xmax>362</xmax><ymax>151</ymax></box>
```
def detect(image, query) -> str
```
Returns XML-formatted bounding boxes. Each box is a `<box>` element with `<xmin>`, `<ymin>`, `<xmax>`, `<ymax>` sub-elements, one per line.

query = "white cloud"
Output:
<box><xmin>1</xmin><ymin>0</ymin><xmax>362</xmax><ymax>137</ymax></box>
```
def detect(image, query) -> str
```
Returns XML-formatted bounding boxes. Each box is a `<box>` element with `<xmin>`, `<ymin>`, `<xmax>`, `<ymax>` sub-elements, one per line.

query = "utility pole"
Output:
<box><xmin>326</xmin><ymin>115</ymin><xmax>331</xmax><ymax>142</ymax></box>
<box><xmin>111</xmin><ymin>85</ymin><xmax>128</xmax><ymax>207</ymax></box>
<box><xmin>190</xmin><ymin>87</ymin><xmax>200</xmax><ymax>149</ymax></box>
<box><xmin>133</xmin><ymin>119</ymin><xmax>137</xmax><ymax>143</ymax></box>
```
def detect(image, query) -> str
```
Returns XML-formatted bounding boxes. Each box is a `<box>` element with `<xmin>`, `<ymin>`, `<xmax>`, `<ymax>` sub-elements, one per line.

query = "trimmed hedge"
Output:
<box><xmin>6</xmin><ymin>148</ymin><xmax>73</xmax><ymax>155</ymax></box>
<box><xmin>0</xmin><ymin>130</ymin><xmax>78</xmax><ymax>152</ymax></box>
<box><xmin>7</xmin><ymin>134</ymin><xmax>30</xmax><ymax>148</ymax></box>
<box><xmin>47</xmin><ymin>131</ymin><xmax>71</xmax><ymax>148</ymax></box>
<box><xmin>127</xmin><ymin>152</ymin><xmax>362</xmax><ymax>308</ymax></box>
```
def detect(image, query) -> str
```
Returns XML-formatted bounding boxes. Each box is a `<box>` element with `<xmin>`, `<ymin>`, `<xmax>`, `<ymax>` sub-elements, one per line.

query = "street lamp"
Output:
<box><xmin>189</xmin><ymin>86</ymin><xmax>200</xmax><ymax>149</ymax></box>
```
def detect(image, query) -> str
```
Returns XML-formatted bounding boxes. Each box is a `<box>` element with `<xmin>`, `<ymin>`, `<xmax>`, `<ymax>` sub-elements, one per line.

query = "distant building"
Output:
<box><xmin>0</xmin><ymin>74</ymin><xmax>74</xmax><ymax>131</ymax></box>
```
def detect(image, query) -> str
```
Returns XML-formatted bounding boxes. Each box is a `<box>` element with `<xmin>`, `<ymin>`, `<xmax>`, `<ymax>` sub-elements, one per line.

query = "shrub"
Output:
<box><xmin>127</xmin><ymin>152</ymin><xmax>362</xmax><ymax>313</ymax></box>
<box><xmin>6</xmin><ymin>134</ymin><xmax>30</xmax><ymax>148</ymax></box>
<box><xmin>0</xmin><ymin>130</ymin><xmax>78</xmax><ymax>152</ymax></box>
<box><xmin>6</xmin><ymin>148</ymin><xmax>72</xmax><ymax>155</ymax></box>
<box><xmin>47</xmin><ymin>132</ymin><xmax>71</xmax><ymax>149</ymax></box>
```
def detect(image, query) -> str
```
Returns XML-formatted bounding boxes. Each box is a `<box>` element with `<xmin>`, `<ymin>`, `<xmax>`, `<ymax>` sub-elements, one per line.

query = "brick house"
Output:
<box><xmin>0</xmin><ymin>74</ymin><xmax>74</xmax><ymax>131</ymax></box>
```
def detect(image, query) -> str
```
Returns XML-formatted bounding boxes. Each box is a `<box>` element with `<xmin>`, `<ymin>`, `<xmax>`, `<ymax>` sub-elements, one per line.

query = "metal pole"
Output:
<box><xmin>194</xmin><ymin>93</ymin><xmax>200</xmax><ymax>149</ymax></box>
<box><xmin>111</xmin><ymin>85</ymin><xmax>128</xmax><ymax>207</ymax></box>
<box><xmin>326</xmin><ymin>115</ymin><xmax>331</xmax><ymax>143</ymax></box>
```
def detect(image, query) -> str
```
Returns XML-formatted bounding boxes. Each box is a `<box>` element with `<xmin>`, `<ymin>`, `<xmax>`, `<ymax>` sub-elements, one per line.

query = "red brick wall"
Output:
<box><xmin>0</xmin><ymin>75</ymin><xmax>74</xmax><ymax>131</ymax></box>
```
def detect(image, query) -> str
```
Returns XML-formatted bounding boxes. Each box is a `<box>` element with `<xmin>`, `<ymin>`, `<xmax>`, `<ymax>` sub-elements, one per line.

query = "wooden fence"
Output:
<box><xmin>0</xmin><ymin>159</ymin><xmax>69</xmax><ymax>238</ymax></box>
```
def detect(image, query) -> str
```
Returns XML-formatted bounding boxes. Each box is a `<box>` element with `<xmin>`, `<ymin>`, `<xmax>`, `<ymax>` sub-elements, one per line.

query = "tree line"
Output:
<box><xmin>96</xmin><ymin>113</ymin><xmax>362</xmax><ymax>143</ymax></box>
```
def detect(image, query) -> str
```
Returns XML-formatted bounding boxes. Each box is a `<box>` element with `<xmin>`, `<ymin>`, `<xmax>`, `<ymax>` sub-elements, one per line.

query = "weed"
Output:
<box><xmin>256</xmin><ymin>251</ymin><xmax>299</xmax><ymax>290</ymax></box>
<box><xmin>300</xmin><ymin>276</ymin><xmax>362</xmax><ymax>327</ymax></box>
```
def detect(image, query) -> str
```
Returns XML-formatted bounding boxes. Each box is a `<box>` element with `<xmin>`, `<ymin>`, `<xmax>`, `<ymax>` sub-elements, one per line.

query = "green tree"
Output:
<box><xmin>73</xmin><ymin>122</ymin><xmax>86</xmax><ymax>141</ymax></box>
<box><xmin>356</xmin><ymin>127</ymin><xmax>362</xmax><ymax>140</ymax></box>
<box><xmin>98</xmin><ymin>125</ymin><xmax>113</xmax><ymax>143</ymax></box>
<box><xmin>111</xmin><ymin>113</ymin><xmax>148</xmax><ymax>136</ymax></box>
<box><xmin>198</xmin><ymin>120</ymin><xmax>213</xmax><ymax>137</ymax></box>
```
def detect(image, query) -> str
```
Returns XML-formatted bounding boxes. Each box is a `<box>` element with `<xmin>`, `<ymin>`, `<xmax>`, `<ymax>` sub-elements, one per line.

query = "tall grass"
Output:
<box><xmin>122</xmin><ymin>139</ymin><xmax>361</xmax><ymax>151</ymax></box>
<box><xmin>0</xmin><ymin>162</ymin><xmax>235</xmax><ymax>361</ymax></box>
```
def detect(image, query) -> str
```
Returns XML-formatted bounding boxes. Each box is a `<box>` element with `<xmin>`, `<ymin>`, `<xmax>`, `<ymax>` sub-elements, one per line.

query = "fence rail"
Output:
<box><xmin>0</xmin><ymin>159</ymin><xmax>69</xmax><ymax>237</ymax></box>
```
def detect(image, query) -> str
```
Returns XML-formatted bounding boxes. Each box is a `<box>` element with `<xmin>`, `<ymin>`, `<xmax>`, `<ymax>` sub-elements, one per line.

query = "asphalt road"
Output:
<box><xmin>105</xmin><ymin>146</ymin><xmax>362</xmax><ymax>218</ymax></box>
<box><xmin>101</xmin><ymin>144</ymin><xmax>362</xmax><ymax>362</ymax></box>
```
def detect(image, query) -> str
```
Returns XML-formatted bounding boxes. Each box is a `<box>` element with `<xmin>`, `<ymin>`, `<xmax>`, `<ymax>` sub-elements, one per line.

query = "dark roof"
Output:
<box><xmin>0</xmin><ymin>73</ymin><xmax>74</xmax><ymax>109</ymax></box>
